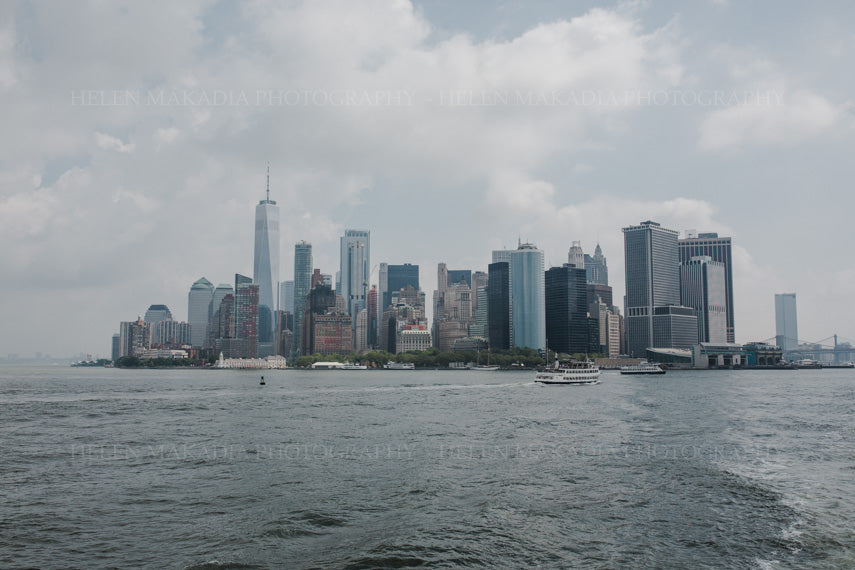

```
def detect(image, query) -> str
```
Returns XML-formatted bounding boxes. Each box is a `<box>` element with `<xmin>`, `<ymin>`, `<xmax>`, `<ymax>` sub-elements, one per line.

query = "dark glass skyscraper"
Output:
<box><xmin>384</xmin><ymin>264</ymin><xmax>419</xmax><ymax>310</ymax></box>
<box><xmin>678</xmin><ymin>233</ymin><xmax>735</xmax><ymax>343</ymax></box>
<box><xmin>447</xmin><ymin>269</ymin><xmax>471</xmax><ymax>288</ymax></box>
<box><xmin>545</xmin><ymin>265</ymin><xmax>588</xmax><ymax>355</ymax></box>
<box><xmin>487</xmin><ymin>262</ymin><xmax>510</xmax><ymax>350</ymax></box>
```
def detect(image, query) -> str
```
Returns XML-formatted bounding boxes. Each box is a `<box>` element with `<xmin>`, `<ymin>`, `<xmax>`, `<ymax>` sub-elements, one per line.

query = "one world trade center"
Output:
<box><xmin>254</xmin><ymin>167</ymin><xmax>279</xmax><ymax>356</ymax></box>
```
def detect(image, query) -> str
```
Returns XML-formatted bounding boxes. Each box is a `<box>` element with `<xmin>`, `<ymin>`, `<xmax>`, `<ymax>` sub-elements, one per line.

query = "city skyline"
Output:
<box><xmin>2</xmin><ymin>2</ymin><xmax>855</xmax><ymax>357</ymax></box>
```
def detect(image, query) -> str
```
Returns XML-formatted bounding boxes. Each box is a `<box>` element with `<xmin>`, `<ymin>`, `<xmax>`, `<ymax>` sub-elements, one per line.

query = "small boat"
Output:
<box><xmin>821</xmin><ymin>362</ymin><xmax>855</xmax><ymax>369</ymax></box>
<box><xmin>535</xmin><ymin>359</ymin><xmax>600</xmax><ymax>385</ymax></box>
<box><xmin>793</xmin><ymin>359</ymin><xmax>822</xmax><ymax>369</ymax></box>
<box><xmin>383</xmin><ymin>361</ymin><xmax>415</xmax><ymax>370</ymax></box>
<box><xmin>620</xmin><ymin>361</ymin><xmax>666</xmax><ymax>375</ymax></box>
<box><xmin>468</xmin><ymin>350</ymin><xmax>499</xmax><ymax>371</ymax></box>
<box><xmin>468</xmin><ymin>364</ymin><xmax>500</xmax><ymax>371</ymax></box>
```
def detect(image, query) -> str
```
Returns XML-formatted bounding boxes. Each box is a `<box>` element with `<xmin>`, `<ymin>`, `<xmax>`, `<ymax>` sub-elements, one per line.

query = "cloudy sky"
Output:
<box><xmin>2</xmin><ymin>0</ymin><xmax>854</xmax><ymax>357</ymax></box>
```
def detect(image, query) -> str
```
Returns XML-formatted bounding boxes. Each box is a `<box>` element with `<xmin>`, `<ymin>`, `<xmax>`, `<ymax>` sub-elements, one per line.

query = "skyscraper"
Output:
<box><xmin>433</xmin><ymin>263</ymin><xmax>473</xmax><ymax>350</ymax></box>
<box><xmin>292</xmin><ymin>241</ymin><xmax>313</xmax><ymax>358</ymax></box>
<box><xmin>623</xmin><ymin>221</ymin><xmax>696</xmax><ymax>357</ymax></box>
<box><xmin>567</xmin><ymin>241</ymin><xmax>585</xmax><ymax>270</ymax></box>
<box><xmin>679</xmin><ymin>232</ymin><xmax>735</xmax><ymax>343</ymax></box>
<box><xmin>487</xmin><ymin>261</ymin><xmax>511</xmax><ymax>350</ymax></box>
<box><xmin>775</xmin><ymin>293</ymin><xmax>798</xmax><ymax>351</ymax></box>
<box><xmin>367</xmin><ymin>286</ymin><xmax>378</xmax><ymax>348</ymax></box>
<box><xmin>339</xmin><ymin>229</ymin><xmax>370</xmax><ymax>320</ymax></box>
<box><xmin>680</xmin><ymin>256</ymin><xmax>727</xmax><ymax>344</ymax></box>
<box><xmin>510</xmin><ymin>243</ymin><xmax>545</xmax><ymax>351</ymax></box>
<box><xmin>188</xmin><ymin>277</ymin><xmax>213</xmax><ymax>347</ymax></box>
<box><xmin>144</xmin><ymin>304</ymin><xmax>172</xmax><ymax>324</ymax></box>
<box><xmin>584</xmin><ymin>243</ymin><xmax>608</xmax><ymax>286</ymax></box>
<box><xmin>384</xmin><ymin>264</ymin><xmax>419</xmax><ymax>310</ymax></box>
<box><xmin>279</xmin><ymin>281</ymin><xmax>295</xmax><ymax>314</ymax></box>
<box><xmin>234</xmin><ymin>273</ymin><xmax>259</xmax><ymax>358</ymax></box>
<box><xmin>545</xmin><ymin>264</ymin><xmax>588</xmax><ymax>355</ymax></box>
<box><xmin>118</xmin><ymin>317</ymin><xmax>150</xmax><ymax>357</ymax></box>
<box><xmin>254</xmin><ymin>167</ymin><xmax>279</xmax><ymax>355</ymax></box>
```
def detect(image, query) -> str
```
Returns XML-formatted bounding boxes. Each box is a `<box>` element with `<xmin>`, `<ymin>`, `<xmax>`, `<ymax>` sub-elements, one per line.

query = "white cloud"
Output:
<box><xmin>95</xmin><ymin>132</ymin><xmax>135</xmax><ymax>153</ymax></box>
<box><xmin>698</xmin><ymin>57</ymin><xmax>851</xmax><ymax>151</ymax></box>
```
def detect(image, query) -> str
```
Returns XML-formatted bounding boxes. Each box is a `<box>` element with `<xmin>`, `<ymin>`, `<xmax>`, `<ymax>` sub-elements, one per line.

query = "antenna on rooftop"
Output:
<box><xmin>266</xmin><ymin>162</ymin><xmax>270</xmax><ymax>202</ymax></box>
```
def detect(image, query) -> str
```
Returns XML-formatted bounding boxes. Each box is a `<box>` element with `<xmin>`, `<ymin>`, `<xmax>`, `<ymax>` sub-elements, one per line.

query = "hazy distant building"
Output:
<box><xmin>567</xmin><ymin>241</ymin><xmax>585</xmax><ymax>270</ymax></box>
<box><xmin>292</xmin><ymin>241</ymin><xmax>313</xmax><ymax>358</ymax></box>
<box><xmin>679</xmin><ymin>232</ymin><xmax>735</xmax><ymax>343</ymax></box>
<box><xmin>623</xmin><ymin>221</ymin><xmax>697</xmax><ymax>356</ymax></box>
<box><xmin>487</xmin><ymin>261</ymin><xmax>511</xmax><ymax>350</ymax></box>
<box><xmin>111</xmin><ymin>333</ymin><xmax>120</xmax><ymax>362</ymax></box>
<box><xmin>118</xmin><ymin>317</ymin><xmax>150</xmax><ymax>357</ymax></box>
<box><xmin>254</xmin><ymin>169</ymin><xmax>279</xmax><ymax>355</ymax></box>
<box><xmin>775</xmin><ymin>293</ymin><xmax>799</xmax><ymax>351</ymax></box>
<box><xmin>584</xmin><ymin>243</ymin><xmax>608</xmax><ymax>286</ymax></box>
<box><xmin>511</xmin><ymin>243</ymin><xmax>545</xmax><ymax>351</ymax></box>
<box><xmin>545</xmin><ymin>264</ymin><xmax>588</xmax><ymax>355</ymax></box>
<box><xmin>279</xmin><ymin>280</ymin><xmax>295</xmax><ymax>315</ymax></box>
<box><xmin>188</xmin><ymin>277</ymin><xmax>213</xmax><ymax>347</ymax></box>
<box><xmin>680</xmin><ymin>256</ymin><xmax>727</xmax><ymax>344</ymax></box>
<box><xmin>144</xmin><ymin>304</ymin><xmax>172</xmax><ymax>324</ymax></box>
<box><xmin>339</xmin><ymin>229</ymin><xmax>370</xmax><ymax>322</ymax></box>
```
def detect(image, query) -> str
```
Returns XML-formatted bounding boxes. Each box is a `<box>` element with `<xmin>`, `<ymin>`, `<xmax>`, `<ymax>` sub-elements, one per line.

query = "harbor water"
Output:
<box><xmin>2</xmin><ymin>365</ymin><xmax>854</xmax><ymax>568</ymax></box>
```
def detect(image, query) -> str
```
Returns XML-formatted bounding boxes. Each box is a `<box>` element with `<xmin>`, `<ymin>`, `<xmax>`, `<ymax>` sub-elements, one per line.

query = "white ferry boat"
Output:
<box><xmin>341</xmin><ymin>363</ymin><xmax>368</xmax><ymax>370</ymax></box>
<box><xmin>535</xmin><ymin>359</ymin><xmax>600</xmax><ymax>385</ymax></box>
<box><xmin>620</xmin><ymin>361</ymin><xmax>666</xmax><ymax>375</ymax></box>
<box><xmin>383</xmin><ymin>361</ymin><xmax>415</xmax><ymax>370</ymax></box>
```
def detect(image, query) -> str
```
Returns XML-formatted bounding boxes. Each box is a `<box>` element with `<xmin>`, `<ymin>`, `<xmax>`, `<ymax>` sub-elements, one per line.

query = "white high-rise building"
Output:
<box><xmin>339</xmin><ymin>229</ymin><xmax>370</xmax><ymax>322</ymax></box>
<box><xmin>775</xmin><ymin>293</ymin><xmax>798</xmax><ymax>351</ymax></box>
<box><xmin>568</xmin><ymin>241</ymin><xmax>585</xmax><ymax>269</ymax></box>
<box><xmin>510</xmin><ymin>243</ymin><xmax>545</xmax><ymax>351</ymax></box>
<box><xmin>680</xmin><ymin>256</ymin><xmax>727</xmax><ymax>344</ymax></box>
<box><xmin>188</xmin><ymin>277</ymin><xmax>213</xmax><ymax>347</ymax></box>
<box><xmin>254</xmin><ymin>167</ymin><xmax>280</xmax><ymax>352</ymax></box>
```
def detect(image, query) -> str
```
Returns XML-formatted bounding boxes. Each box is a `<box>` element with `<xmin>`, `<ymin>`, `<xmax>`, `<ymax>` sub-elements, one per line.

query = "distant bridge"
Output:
<box><xmin>757</xmin><ymin>334</ymin><xmax>855</xmax><ymax>364</ymax></box>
